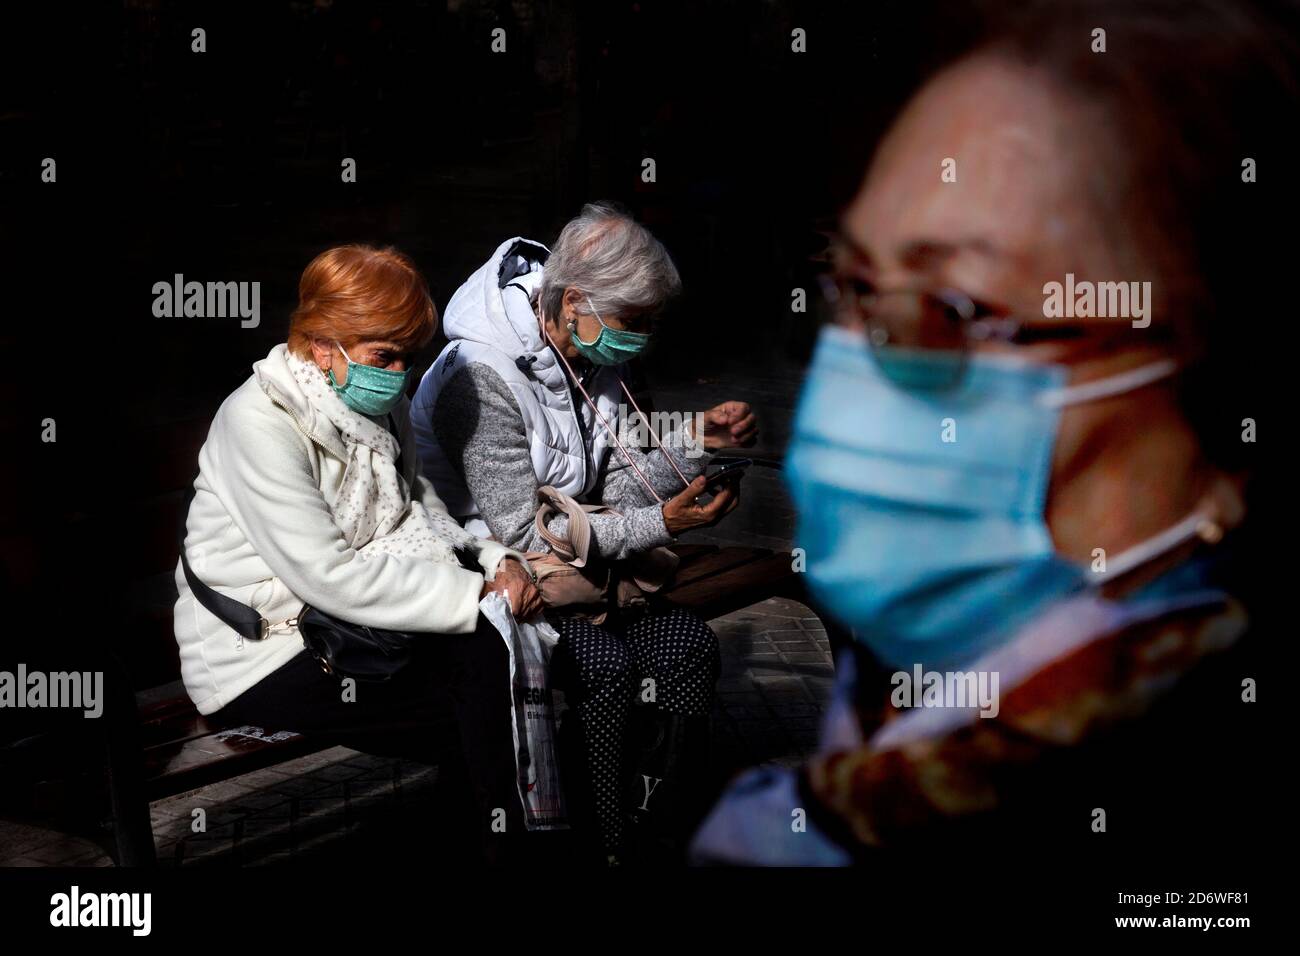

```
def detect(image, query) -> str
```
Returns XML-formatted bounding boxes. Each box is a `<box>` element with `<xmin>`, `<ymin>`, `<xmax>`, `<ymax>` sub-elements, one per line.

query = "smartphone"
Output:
<box><xmin>704</xmin><ymin>456</ymin><xmax>753</xmax><ymax>491</ymax></box>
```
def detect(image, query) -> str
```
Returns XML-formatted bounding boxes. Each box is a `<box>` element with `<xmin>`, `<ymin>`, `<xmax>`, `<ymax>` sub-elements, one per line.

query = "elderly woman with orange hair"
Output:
<box><xmin>174</xmin><ymin>244</ymin><xmax>542</xmax><ymax>862</ymax></box>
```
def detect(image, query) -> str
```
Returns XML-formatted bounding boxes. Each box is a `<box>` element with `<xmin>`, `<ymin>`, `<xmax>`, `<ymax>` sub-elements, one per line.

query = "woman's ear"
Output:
<box><xmin>560</xmin><ymin>287</ymin><xmax>583</xmax><ymax>325</ymax></box>
<box><xmin>309</xmin><ymin>337</ymin><xmax>333</xmax><ymax>371</ymax></box>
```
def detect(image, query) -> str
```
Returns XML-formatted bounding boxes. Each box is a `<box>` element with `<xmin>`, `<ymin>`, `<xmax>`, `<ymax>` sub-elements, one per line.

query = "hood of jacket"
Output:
<box><xmin>441</xmin><ymin>236</ymin><xmax>583</xmax><ymax>392</ymax></box>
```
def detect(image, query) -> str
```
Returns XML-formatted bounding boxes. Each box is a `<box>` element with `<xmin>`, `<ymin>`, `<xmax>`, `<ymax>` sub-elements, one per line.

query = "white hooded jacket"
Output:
<box><xmin>173</xmin><ymin>343</ymin><xmax>523</xmax><ymax>715</ymax></box>
<box><xmin>411</xmin><ymin>237</ymin><xmax>627</xmax><ymax>536</ymax></box>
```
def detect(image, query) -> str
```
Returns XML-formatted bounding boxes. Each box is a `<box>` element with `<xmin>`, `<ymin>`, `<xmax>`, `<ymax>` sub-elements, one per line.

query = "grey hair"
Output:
<box><xmin>538</xmin><ymin>202</ymin><xmax>682</xmax><ymax>327</ymax></box>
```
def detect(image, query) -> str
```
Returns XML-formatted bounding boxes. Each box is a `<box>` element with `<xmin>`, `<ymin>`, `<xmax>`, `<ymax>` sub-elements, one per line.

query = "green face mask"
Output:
<box><xmin>568</xmin><ymin>295</ymin><xmax>651</xmax><ymax>366</ymax></box>
<box><xmin>328</xmin><ymin>341</ymin><xmax>409</xmax><ymax>416</ymax></box>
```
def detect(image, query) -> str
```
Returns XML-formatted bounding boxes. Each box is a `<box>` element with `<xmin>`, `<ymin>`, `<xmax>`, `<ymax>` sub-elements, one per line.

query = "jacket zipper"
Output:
<box><xmin>266</xmin><ymin>392</ymin><xmax>346</xmax><ymax>463</ymax></box>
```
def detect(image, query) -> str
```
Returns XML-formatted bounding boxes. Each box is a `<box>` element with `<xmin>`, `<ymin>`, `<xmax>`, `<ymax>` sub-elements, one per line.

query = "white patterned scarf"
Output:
<box><xmin>286</xmin><ymin>348</ymin><xmax>459</xmax><ymax>565</ymax></box>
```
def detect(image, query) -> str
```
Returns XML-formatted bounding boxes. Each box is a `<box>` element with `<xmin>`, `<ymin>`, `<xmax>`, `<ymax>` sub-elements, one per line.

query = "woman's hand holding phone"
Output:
<box><xmin>662</xmin><ymin>474</ymin><xmax>741</xmax><ymax>534</ymax></box>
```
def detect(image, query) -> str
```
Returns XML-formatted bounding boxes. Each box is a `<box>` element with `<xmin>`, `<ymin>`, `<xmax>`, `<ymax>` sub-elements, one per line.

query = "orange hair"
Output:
<box><xmin>287</xmin><ymin>245</ymin><xmax>436</xmax><ymax>359</ymax></box>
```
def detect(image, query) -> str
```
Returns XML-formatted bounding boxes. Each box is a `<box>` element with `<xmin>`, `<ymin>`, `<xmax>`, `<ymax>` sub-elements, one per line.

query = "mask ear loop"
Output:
<box><xmin>1039</xmin><ymin>358</ymin><xmax>1179</xmax><ymax>409</ymax></box>
<box><xmin>565</xmin><ymin>293</ymin><xmax>606</xmax><ymax>348</ymax></box>
<box><xmin>541</xmin><ymin>306</ymin><xmax>672</xmax><ymax>505</ymax></box>
<box><xmin>1091</xmin><ymin>511</ymin><xmax>1224</xmax><ymax>583</ymax></box>
<box><xmin>1034</xmin><ymin>355</ymin><xmax>1225</xmax><ymax>581</ymax></box>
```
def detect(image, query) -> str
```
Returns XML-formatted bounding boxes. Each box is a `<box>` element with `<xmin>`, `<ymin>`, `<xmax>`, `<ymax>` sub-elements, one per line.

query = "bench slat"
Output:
<box><xmin>664</xmin><ymin>552</ymin><xmax>800</xmax><ymax>619</ymax></box>
<box><xmin>668</xmin><ymin>546</ymin><xmax>769</xmax><ymax>589</ymax></box>
<box><xmin>143</xmin><ymin>728</ymin><xmax>330</xmax><ymax>801</ymax></box>
<box><xmin>668</xmin><ymin>543</ymin><xmax>716</xmax><ymax>564</ymax></box>
<box><xmin>138</xmin><ymin>712</ymin><xmax>213</xmax><ymax>750</ymax></box>
<box><xmin>136</xmin><ymin>690</ymin><xmax>203</xmax><ymax>724</ymax></box>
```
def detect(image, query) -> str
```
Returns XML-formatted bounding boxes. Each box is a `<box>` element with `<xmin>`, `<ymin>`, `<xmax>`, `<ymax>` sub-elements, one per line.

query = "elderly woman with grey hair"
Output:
<box><xmin>411</xmin><ymin>202</ymin><xmax>757</xmax><ymax>865</ymax></box>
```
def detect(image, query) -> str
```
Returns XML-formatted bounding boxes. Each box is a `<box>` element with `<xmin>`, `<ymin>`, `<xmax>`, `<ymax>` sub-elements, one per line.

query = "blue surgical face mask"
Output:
<box><xmin>784</xmin><ymin>325</ymin><xmax>1198</xmax><ymax>672</ymax></box>
<box><xmin>328</xmin><ymin>341</ymin><xmax>409</xmax><ymax>416</ymax></box>
<box><xmin>566</xmin><ymin>294</ymin><xmax>651</xmax><ymax>366</ymax></box>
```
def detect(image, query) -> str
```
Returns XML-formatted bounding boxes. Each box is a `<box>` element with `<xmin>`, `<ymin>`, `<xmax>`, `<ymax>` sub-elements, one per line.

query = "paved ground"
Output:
<box><xmin>1</xmin><ymin>362</ymin><xmax>829</xmax><ymax>867</ymax></box>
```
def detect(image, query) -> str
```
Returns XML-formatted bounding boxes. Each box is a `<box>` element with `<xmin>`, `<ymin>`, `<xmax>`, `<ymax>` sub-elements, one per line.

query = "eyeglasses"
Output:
<box><xmin>816</xmin><ymin>274</ymin><xmax>1133</xmax><ymax>391</ymax></box>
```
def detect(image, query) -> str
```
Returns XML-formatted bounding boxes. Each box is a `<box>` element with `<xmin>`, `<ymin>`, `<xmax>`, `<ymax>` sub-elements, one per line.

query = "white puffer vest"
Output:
<box><xmin>412</xmin><ymin>237</ymin><xmax>626</xmax><ymax>535</ymax></box>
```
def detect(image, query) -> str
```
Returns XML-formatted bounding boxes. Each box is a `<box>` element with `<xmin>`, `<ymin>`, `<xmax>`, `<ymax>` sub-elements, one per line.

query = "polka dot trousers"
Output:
<box><xmin>549</xmin><ymin>608</ymin><xmax>720</xmax><ymax>855</ymax></box>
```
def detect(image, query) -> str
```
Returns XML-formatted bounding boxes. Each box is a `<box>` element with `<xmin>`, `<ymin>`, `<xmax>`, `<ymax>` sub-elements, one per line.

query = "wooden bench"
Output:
<box><xmin>93</xmin><ymin>418</ymin><xmax>843</xmax><ymax>866</ymax></box>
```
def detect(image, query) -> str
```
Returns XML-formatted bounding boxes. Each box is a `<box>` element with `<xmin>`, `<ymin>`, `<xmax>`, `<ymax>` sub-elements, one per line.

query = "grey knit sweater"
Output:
<box><xmin>431</xmin><ymin>361</ymin><xmax>708</xmax><ymax>558</ymax></box>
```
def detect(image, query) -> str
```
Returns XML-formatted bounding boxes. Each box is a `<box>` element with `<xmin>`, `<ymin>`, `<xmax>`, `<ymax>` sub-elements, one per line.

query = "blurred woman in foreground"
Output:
<box><xmin>693</xmin><ymin>0</ymin><xmax>1290</xmax><ymax>864</ymax></box>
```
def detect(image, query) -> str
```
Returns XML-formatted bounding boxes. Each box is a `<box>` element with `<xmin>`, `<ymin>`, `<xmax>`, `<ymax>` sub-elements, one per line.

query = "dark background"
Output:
<box><xmin>0</xmin><ymin>0</ymin><xmax>1287</xmax><ymax>902</ymax></box>
<box><xmin>1</xmin><ymin>0</ymin><xmax>959</xmax><ymax>593</ymax></box>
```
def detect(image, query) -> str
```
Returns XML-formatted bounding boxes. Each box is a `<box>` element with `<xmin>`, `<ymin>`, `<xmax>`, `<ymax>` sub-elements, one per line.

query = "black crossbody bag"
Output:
<box><xmin>179</xmin><ymin>545</ymin><xmax>418</xmax><ymax>683</ymax></box>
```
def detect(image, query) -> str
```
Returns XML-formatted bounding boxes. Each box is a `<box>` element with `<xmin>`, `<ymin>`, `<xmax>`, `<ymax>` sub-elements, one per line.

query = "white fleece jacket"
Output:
<box><xmin>173</xmin><ymin>344</ymin><xmax>525</xmax><ymax>715</ymax></box>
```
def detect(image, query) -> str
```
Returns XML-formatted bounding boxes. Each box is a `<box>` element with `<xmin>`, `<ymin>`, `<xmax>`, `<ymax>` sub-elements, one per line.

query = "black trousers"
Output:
<box><xmin>550</xmin><ymin>608</ymin><xmax>720</xmax><ymax>857</ymax></box>
<box><xmin>211</xmin><ymin>613</ymin><xmax>526</xmax><ymax>858</ymax></box>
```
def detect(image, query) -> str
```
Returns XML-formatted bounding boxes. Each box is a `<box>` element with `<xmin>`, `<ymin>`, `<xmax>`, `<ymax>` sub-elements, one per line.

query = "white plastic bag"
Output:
<box><xmin>478</xmin><ymin>593</ymin><xmax>567</xmax><ymax>831</ymax></box>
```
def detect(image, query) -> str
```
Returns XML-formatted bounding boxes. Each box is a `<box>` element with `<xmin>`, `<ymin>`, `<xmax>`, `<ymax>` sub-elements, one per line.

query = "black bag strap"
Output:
<box><xmin>178</xmin><ymin>482</ymin><xmax>272</xmax><ymax>642</ymax></box>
